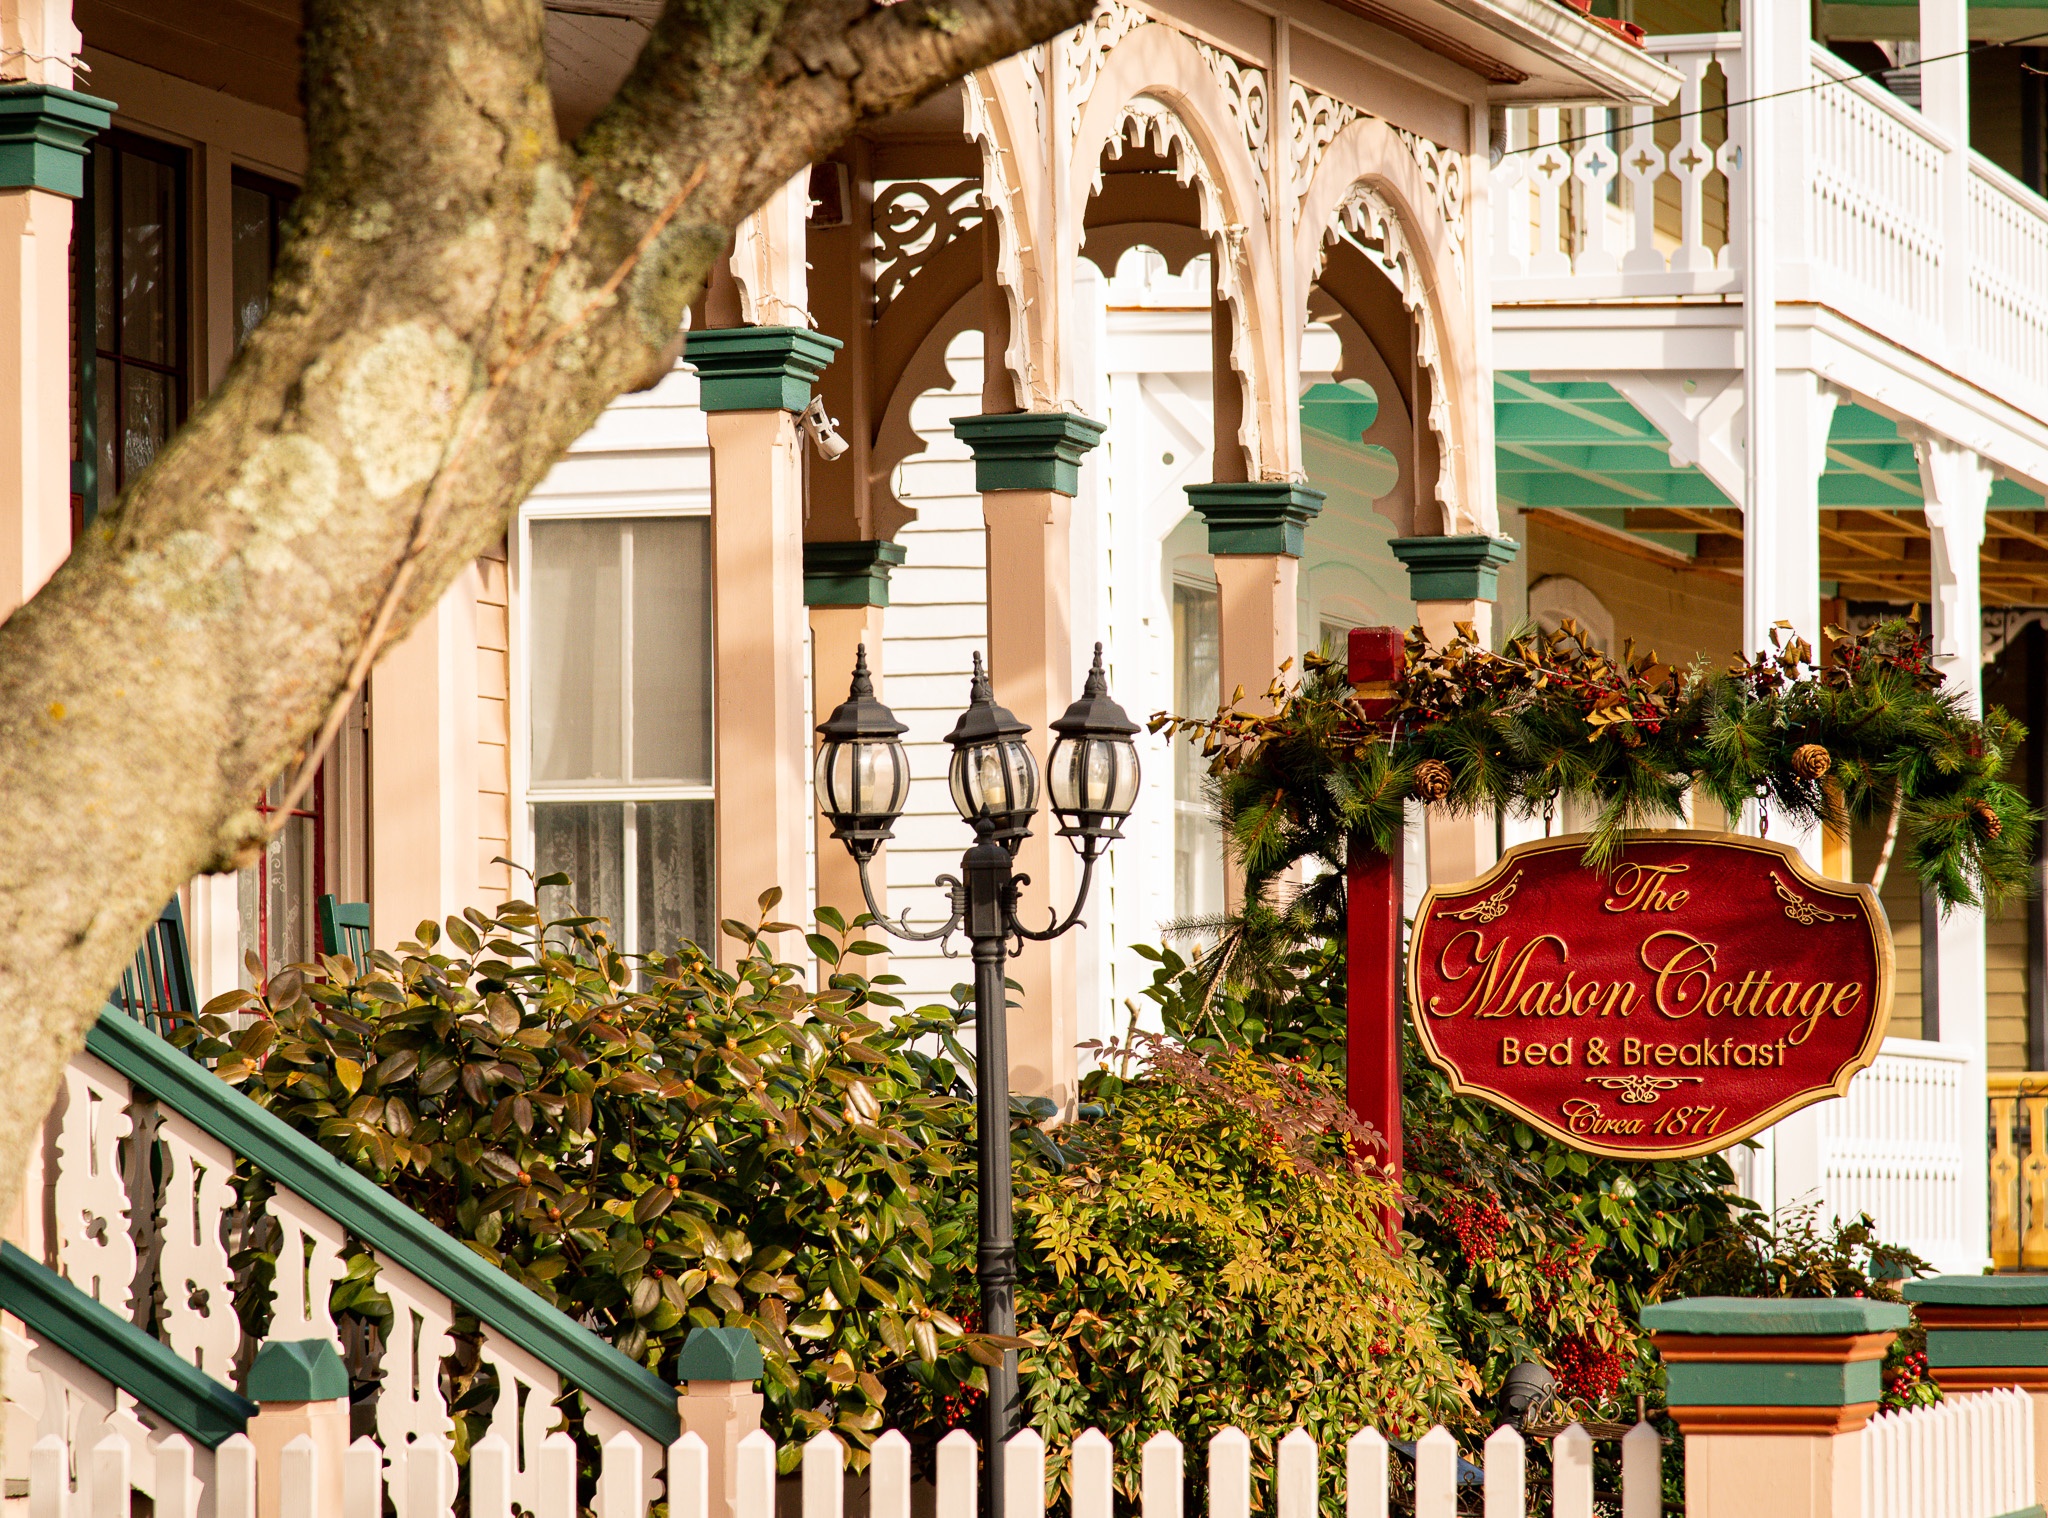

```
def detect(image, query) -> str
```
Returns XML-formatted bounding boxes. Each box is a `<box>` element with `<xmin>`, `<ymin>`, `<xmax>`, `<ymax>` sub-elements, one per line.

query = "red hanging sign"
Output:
<box><xmin>1407</xmin><ymin>832</ymin><xmax>1893</xmax><ymax>1159</ymax></box>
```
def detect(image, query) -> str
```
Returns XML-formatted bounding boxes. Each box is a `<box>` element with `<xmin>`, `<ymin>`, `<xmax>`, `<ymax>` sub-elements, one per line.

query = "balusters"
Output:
<box><xmin>1668</xmin><ymin>53</ymin><xmax>1715</xmax><ymax>275</ymax></box>
<box><xmin>1490</xmin><ymin>110</ymin><xmax>1530</xmax><ymax>281</ymax></box>
<box><xmin>264</xmin><ymin>1189</ymin><xmax>349</xmax><ymax>1356</ymax></box>
<box><xmin>476</xmin><ymin>1329</ymin><xmax>565</xmax><ymax>1515</ymax></box>
<box><xmin>369</xmin><ymin>1257</ymin><xmax>454</xmax><ymax>1518</ymax></box>
<box><xmin>1571</xmin><ymin>110</ymin><xmax>1621</xmax><ymax>276</ymax></box>
<box><xmin>2023</xmin><ymin>1093</ymin><xmax>2048</xmax><ymax>1267</ymax></box>
<box><xmin>217</xmin><ymin>1435</ymin><xmax>257</xmax><ymax>1518</ymax></box>
<box><xmin>1527</xmin><ymin>109</ymin><xmax>1571</xmax><ymax>279</ymax></box>
<box><xmin>52</xmin><ymin>1058</ymin><xmax>136</xmax><ymax>1314</ymax></box>
<box><xmin>667</xmin><ymin>1432</ymin><xmax>710</xmax><ymax>1518</ymax></box>
<box><xmin>1620</xmin><ymin>104</ymin><xmax>1665</xmax><ymax>274</ymax></box>
<box><xmin>155</xmin><ymin>1112</ymin><xmax>241</xmax><ymax>1377</ymax></box>
<box><xmin>154</xmin><ymin>1434</ymin><xmax>198</xmax><ymax>1518</ymax></box>
<box><xmin>583</xmin><ymin>1400</ymin><xmax>664</xmax><ymax>1517</ymax></box>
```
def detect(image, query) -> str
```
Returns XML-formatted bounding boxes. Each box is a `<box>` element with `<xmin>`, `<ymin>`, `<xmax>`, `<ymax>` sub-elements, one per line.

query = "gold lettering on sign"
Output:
<box><xmin>1584</xmin><ymin>1073</ymin><xmax>1702</xmax><ymax>1104</ymax></box>
<box><xmin>1772</xmin><ymin>873</ymin><xmax>1855</xmax><ymax>926</ymax></box>
<box><xmin>1428</xmin><ymin>931</ymin><xmax>1641</xmax><ymax>1020</ymax></box>
<box><xmin>1602</xmin><ymin>862</ymin><xmax>1692</xmax><ymax>914</ymax></box>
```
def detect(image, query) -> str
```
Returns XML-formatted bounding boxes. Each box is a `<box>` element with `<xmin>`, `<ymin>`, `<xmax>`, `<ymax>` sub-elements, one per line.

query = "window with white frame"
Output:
<box><xmin>526</xmin><ymin>513</ymin><xmax>715</xmax><ymax>955</ymax></box>
<box><xmin>1171</xmin><ymin>579</ymin><xmax>1224</xmax><ymax>928</ymax></box>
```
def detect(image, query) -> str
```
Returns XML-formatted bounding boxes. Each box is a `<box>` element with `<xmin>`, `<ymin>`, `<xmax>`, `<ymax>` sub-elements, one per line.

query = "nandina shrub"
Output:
<box><xmin>993</xmin><ymin>1033</ymin><xmax>1471</xmax><ymax>1507</ymax></box>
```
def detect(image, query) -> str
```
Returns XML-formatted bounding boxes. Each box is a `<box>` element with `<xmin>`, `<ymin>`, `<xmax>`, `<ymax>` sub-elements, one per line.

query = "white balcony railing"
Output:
<box><xmin>1492</xmin><ymin>33</ymin><xmax>2048</xmax><ymax>417</ymax></box>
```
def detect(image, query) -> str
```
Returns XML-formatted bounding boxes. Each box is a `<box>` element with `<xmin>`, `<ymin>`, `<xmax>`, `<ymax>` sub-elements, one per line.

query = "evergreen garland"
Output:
<box><xmin>1151</xmin><ymin>619</ymin><xmax>2034</xmax><ymax>987</ymax></box>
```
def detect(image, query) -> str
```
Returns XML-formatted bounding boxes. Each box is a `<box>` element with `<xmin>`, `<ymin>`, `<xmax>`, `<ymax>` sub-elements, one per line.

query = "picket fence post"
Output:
<box><xmin>1645</xmin><ymin>1297</ymin><xmax>1907</xmax><ymax>1518</ymax></box>
<box><xmin>675</xmin><ymin>1328</ymin><xmax>767</xmax><ymax>1518</ymax></box>
<box><xmin>1903</xmin><ymin>1273</ymin><xmax>2048</xmax><ymax>1507</ymax></box>
<box><xmin>246</xmin><ymin>1340</ymin><xmax>351</xmax><ymax>1518</ymax></box>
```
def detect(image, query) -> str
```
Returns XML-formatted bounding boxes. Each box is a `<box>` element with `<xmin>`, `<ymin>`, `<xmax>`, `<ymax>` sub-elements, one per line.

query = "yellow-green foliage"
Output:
<box><xmin>1013</xmin><ymin>1037</ymin><xmax>1469</xmax><ymax>1505</ymax></box>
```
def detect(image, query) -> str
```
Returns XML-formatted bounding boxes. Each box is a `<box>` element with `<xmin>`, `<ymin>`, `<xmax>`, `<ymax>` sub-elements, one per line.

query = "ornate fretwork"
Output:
<box><xmin>1318</xmin><ymin>181</ymin><xmax>1466</xmax><ymax>529</ymax></box>
<box><xmin>872</xmin><ymin>179</ymin><xmax>985</xmax><ymax>317</ymax></box>
<box><xmin>1289</xmin><ymin>82</ymin><xmax>1357</xmax><ymax>218</ymax></box>
<box><xmin>960</xmin><ymin>73</ymin><xmax>1043</xmax><ymax>407</ymax></box>
<box><xmin>1193</xmin><ymin>40</ymin><xmax>1269</xmax><ymax>216</ymax></box>
<box><xmin>1060</xmin><ymin>0</ymin><xmax>1149</xmax><ymax>145</ymax></box>
<box><xmin>1396</xmin><ymin>126</ymin><xmax>1467</xmax><ymax>279</ymax></box>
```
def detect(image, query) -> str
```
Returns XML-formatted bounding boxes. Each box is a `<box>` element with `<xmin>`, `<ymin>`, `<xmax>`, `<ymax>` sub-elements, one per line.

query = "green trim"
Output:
<box><xmin>1664</xmin><ymin>1358</ymin><xmax>1885</xmax><ymax>1408</ymax></box>
<box><xmin>951</xmin><ymin>412</ymin><xmax>1107</xmax><ymax>495</ymax></box>
<box><xmin>803</xmin><ymin>539</ymin><xmax>906</xmax><ymax>608</ymax></box>
<box><xmin>1994</xmin><ymin>1507</ymin><xmax>2047</xmax><ymax>1518</ymax></box>
<box><xmin>1388</xmin><ymin>534</ymin><xmax>1521</xmax><ymax>602</ymax></box>
<box><xmin>675</xmin><ymin>1326</ymin><xmax>765</xmax><ymax>1381</ymax></box>
<box><xmin>1925</xmin><ymin>1330</ymin><xmax>2048</xmax><ymax>1369</ymax></box>
<box><xmin>247</xmin><ymin>1339</ymin><xmax>350</xmax><ymax>1401</ymax></box>
<box><xmin>0</xmin><ymin>85</ymin><xmax>114</xmax><ymax>197</ymax></box>
<box><xmin>1905</xmin><ymin>1275</ymin><xmax>2048</xmax><ymax>1307</ymax></box>
<box><xmin>1641</xmin><ymin>1297</ymin><xmax>1912</xmax><ymax>1335</ymax></box>
<box><xmin>84</xmin><ymin>1010</ymin><xmax>680</xmax><ymax>1444</ymax></box>
<box><xmin>685</xmin><ymin>327</ymin><xmax>841</xmax><ymax>412</ymax></box>
<box><xmin>1184</xmin><ymin>482</ymin><xmax>1329</xmax><ymax>558</ymax></box>
<box><xmin>0</xmin><ymin>1243</ymin><xmax>254</xmax><ymax>1447</ymax></box>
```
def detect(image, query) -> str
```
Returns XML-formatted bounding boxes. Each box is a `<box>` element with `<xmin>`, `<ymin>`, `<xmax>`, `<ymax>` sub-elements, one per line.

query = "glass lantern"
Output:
<box><xmin>944</xmin><ymin>653</ymin><xmax>1039</xmax><ymax>850</ymax></box>
<box><xmin>814</xmin><ymin>645</ymin><xmax>910</xmax><ymax>860</ymax></box>
<box><xmin>1048</xmin><ymin>643</ymin><xmax>1142</xmax><ymax>857</ymax></box>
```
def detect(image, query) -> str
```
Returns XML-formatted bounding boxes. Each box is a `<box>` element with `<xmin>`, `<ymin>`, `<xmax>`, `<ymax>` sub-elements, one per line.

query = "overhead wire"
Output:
<box><xmin>1502</xmin><ymin>26</ymin><xmax>2048</xmax><ymax>158</ymax></box>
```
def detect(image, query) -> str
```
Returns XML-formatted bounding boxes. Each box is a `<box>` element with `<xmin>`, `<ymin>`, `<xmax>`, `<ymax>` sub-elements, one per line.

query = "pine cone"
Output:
<box><xmin>1412</xmin><ymin>758</ymin><xmax>1454</xmax><ymax>803</ymax></box>
<box><xmin>1973</xmin><ymin>799</ymin><xmax>2004</xmax><ymax>841</ymax></box>
<box><xmin>1791</xmin><ymin>743</ymin><xmax>1832</xmax><ymax>781</ymax></box>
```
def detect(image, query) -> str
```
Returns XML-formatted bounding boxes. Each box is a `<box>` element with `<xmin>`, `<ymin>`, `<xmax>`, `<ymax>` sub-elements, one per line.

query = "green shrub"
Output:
<box><xmin>190</xmin><ymin>891</ymin><xmax>995</xmax><ymax>1466</ymax></box>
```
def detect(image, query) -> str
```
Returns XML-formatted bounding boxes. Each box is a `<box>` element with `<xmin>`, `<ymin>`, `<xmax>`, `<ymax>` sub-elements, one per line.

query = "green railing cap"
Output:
<box><xmin>84</xmin><ymin>1009</ymin><xmax>679</xmax><ymax>1443</ymax></box>
<box><xmin>675</xmin><ymin>1325</ymin><xmax>765</xmax><ymax>1382</ymax></box>
<box><xmin>1903</xmin><ymin>1275</ymin><xmax>2048</xmax><ymax>1308</ymax></box>
<box><xmin>1641</xmin><ymin>1296</ymin><xmax>1912</xmax><ymax>1336</ymax></box>
<box><xmin>247</xmin><ymin>1339</ymin><xmax>350</xmax><ymax>1402</ymax></box>
<box><xmin>0</xmin><ymin>1243</ymin><xmax>255</xmax><ymax>1447</ymax></box>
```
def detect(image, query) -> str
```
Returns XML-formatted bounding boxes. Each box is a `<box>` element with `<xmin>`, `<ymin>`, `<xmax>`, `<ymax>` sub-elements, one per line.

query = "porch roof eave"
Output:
<box><xmin>1416</xmin><ymin>0</ymin><xmax>1683</xmax><ymax>106</ymax></box>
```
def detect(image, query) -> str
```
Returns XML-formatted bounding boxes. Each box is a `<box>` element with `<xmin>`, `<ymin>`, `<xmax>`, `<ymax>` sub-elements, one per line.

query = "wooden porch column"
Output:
<box><xmin>1919</xmin><ymin>433</ymin><xmax>1993</xmax><ymax>1270</ymax></box>
<box><xmin>687</xmin><ymin>327</ymin><xmax>841</xmax><ymax>963</ymax></box>
<box><xmin>951</xmin><ymin>411</ymin><xmax>1106</xmax><ymax>1115</ymax></box>
<box><xmin>1185</xmin><ymin>484</ymin><xmax>1325</xmax><ymax>911</ymax></box>
<box><xmin>1388</xmin><ymin>534</ymin><xmax>1518</xmax><ymax>885</ymax></box>
<box><xmin>1646</xmin><ymin>1297</ymin><xmax>1908</xmax><ymax>1518</ymax></box>
<box><xmin>804</xmin><ymin>539</ymin><xmax>905</xmax><ymax>954</ymax></box>
<box><xmin>0</xmin><ymin>75</ymin><xmax>110</xmax><ymax>616</ymax></box>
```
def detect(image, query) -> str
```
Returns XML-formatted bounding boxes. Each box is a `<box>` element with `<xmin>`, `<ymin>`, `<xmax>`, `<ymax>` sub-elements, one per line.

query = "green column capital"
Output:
<box><xmin>803</xmin><ymin>539</ymin><xmax>907</xmax><ymax>608</ymax></box>
<box><xmin>684</xmin><ymin>326</ymin><xmax>841</xmax><ymax>413</ymax></box>
<box><xmin>1185</xmin><ymin>482</ymin><xmax>1328</xmax><ymax>558</ymax></box>
<box><xmin>1905</xmin><ymin>1274</ymin><xmax>2048</xmax><ymax>1393</ymax></box>
<box><xmin>0</xmin><ymin>84</ymin><xmax>115</xmax><ymax>198</ymax></box>
<box><xmin>950</xmin><ymin>411</ymin><xmax>1107</xmax><ymax>495</ymax></box>
<box><xmin>1388</xmin><ymin>533</ymin><xmax>1520</xmax><ymax>602</ymax></box>
<box><xmin>675</xmin><ymin>1325</ymin><xmax>765</xmax><ymax>1382</ymax></box>
<box><xmin>247</xmin><ymin>1339</ymin><xmax>349</xmax><ymax>1402</ymax></box>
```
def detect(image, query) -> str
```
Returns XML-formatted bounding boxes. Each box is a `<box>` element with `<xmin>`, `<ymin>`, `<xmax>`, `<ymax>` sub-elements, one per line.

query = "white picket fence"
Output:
<box><xmin>1861</xmin><ymin>1387</ymin><xmax>2037</xmax><ymax>1518</ymax></box>
<box><xmin>25</xmin><ymin>1419</ymin><xmax>1670</xmax><ymax>1518</ymax></box>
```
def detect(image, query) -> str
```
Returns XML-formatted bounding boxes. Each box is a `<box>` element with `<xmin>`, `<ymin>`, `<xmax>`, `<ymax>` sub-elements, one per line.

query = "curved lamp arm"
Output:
<box><xmin>1010</xmin><ymin>851</ymin><xmax>1098</xmax><ymax>942</ymax></box>
<box><xmin>856</xmin><ymin>852</ymin><xmax>962</xmax><ymax>944</ymax></box>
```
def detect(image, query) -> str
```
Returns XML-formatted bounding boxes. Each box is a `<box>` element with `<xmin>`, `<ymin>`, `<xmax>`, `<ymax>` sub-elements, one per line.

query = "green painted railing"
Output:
<box><xmin>0</xmin><ymin>1242</ymin><xmax>255</xmax><ymax>1448</ymax></box>
<box><xmin>85</xmin><ymin>1009</ymin><xmax>680</xmax><ymax>1445</ymax></box>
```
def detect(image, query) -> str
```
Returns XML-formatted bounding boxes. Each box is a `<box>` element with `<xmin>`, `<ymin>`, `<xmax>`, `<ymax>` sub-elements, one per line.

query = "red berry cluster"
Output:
<box><xmin>1552</xmin><ymin>1333</ymin><xmax>1623</xmax><ymax>1404</ymax></box>
<box><xmin>1442</xmin><ymin>1194</ymin><xmax>1509</xmax><ymax>1262</ymax></box>
<box><xmin>1885</xmin><ymin>1349</ymin><xmax>1930</xmax><ymax>1391</ymax></box>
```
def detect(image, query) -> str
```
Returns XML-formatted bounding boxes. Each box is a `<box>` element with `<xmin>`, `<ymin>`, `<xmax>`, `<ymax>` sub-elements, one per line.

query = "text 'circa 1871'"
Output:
<box><xmin>1406</xmin><ymin>831</ymin><xmax>1893</xmax><ymax>1159</ymax></box>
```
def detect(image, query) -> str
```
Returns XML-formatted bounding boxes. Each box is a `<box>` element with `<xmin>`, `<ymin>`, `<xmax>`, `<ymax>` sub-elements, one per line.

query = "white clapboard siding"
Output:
<box><xmin>879</xmin><ymin>330</ymin><xmax>989</xmax><ymax>1009</ymax></box>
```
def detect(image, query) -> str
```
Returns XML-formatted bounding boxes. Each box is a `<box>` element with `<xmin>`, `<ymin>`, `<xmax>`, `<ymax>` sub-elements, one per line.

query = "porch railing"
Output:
<box><xmin>1988</xmin><ymin>1070</ymin><xmax>2048</xmax><ymax>1269</ymax></box>
<box><xmin>1491</xmin><ymin>33</ymin><xmax>2048</xmax><ymax>416</ymax></box>
<box><xmin>13</xmin><ymin>1006</ymin><xmax>677</xmax><ymax>1510</ymax></box>
<box><xmin>1819</xmin><ymin>1038</ymin><xmax>1974</xmax><ymax>1275</ymax></box>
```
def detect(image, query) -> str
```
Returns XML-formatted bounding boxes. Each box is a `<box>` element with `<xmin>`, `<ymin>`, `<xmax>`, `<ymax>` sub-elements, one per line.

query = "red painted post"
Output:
<box><xmin>1346</xmin><ymin>627</ymin><xmax>1405</xmax><ymax>1230</ymax></box>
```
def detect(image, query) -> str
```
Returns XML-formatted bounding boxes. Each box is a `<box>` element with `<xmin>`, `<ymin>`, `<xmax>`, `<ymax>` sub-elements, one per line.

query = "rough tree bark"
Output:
<box><xmin>0</xmin><ymin>0</ymin><xmax>1088</xmax><ymax>1252</ymax></box>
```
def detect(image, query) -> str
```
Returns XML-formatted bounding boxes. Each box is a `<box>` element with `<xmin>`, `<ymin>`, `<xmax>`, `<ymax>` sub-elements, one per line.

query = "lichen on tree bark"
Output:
<box><xmin>0</xmin><ymin>0</ymin><xmax>1090</xmax><ymax>1355</ymax></box>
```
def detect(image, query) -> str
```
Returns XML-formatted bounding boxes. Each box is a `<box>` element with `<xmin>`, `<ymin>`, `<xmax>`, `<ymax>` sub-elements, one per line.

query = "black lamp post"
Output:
<box><xmin>815</xmin><ymin>641</ymin><xmax>1139</xmax><ymax>1490</ymax></box>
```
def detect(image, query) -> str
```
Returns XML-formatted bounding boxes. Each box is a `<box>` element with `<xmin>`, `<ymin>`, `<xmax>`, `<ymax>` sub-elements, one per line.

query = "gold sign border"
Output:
<box><xmin>1404</xmin><ymin>829</ymin><xmax>1896</xmax><ymax>1162</ymax></box>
